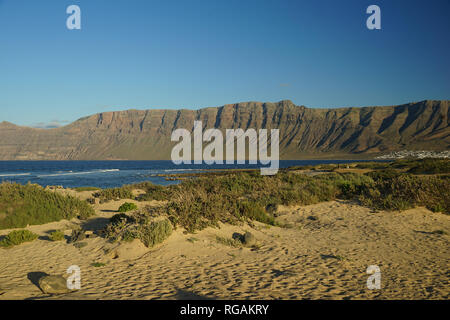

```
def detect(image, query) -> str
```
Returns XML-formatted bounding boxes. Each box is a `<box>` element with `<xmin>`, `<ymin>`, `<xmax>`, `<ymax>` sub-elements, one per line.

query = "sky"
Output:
<box><xmin>0</xmin><ymin>0</ymin><xmax>449</xmax><ymax>127</ymax></box>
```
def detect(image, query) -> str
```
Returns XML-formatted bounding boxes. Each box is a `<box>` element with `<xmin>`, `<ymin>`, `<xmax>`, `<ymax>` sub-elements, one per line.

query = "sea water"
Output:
<box><xmin>0</xmin><ymin>160</ymin><xmax>382</xmax><ymax>189</ymax></box>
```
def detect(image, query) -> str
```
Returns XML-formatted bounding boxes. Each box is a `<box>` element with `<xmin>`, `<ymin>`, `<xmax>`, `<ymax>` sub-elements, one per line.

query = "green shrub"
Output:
<box><xmin>390</xmin><ymin>159</ymin><xmax>420</xmax><ymax>169</ymax></box>
<box><xmin>73</xmin><ymin>242</ymin><xmax>87</xmax><ymax>249</ymax></box>
<box><xmin>0</xmin><ymin>230</ymin><xmax>39</xmax><ymax>248</ymax></box>
<box><xmin>0</xmin><ymin>182</ymin><xmax>94</xmax><ymax>230</ymax></box>
<box><xmin>91</xmin><ymin>262</ymin><xmax>106</xmax><ymax>267</ymax></box>
<box><xmin>93</xmin><ymin>186</ymin><xmax>134</xmax><ymax>201</ymax></box>
<box><xmin>99</xmin><ymin>163</ymin><xmax>450</xmax><ymax>235</ymax></box>
<box><xmin>73</xmin><ymin>187</ymin><xmax>100</xmax><ymax>192</ymax></box>
<box><xmin>103</xmin><ymin>214</ymin><xmax>135</xmax><ymax>242</ymax></box>
<box><xmin>355</xmin><ymin>162</ymin><xmax>390</xmax><ymax>169</ymax></box>
<box><xmin>133</xmin><ymin>182</ymin><xmax>170</xmax><ymax>201</ymax></box>
<box><xmin>68</xmin><ymin>228</ymin><xmax>86</xmax><ymax>243</ymax></box>
<box><xmin>122</xmin><ymin>230</ymin><xmax>138</xmax><ymax>242</ymax></box>
<box><xmin>137</xmin><ymin>219</ymin><xmax>173</xmax><ymax>247</ymax></box>
<box><xmin>367</xmin><ymin>169</ymin><xmax>402</xmax><ymax>180</ymax></box>
<box><xmin>109</xmin><ymin>213</ymin><xmax>134</xmax><ymax>225</ymax></box>
<box><xmin>48</xmin><ymin>230</ymin><xmax>65</xmax><ymax>241</ymax></box>
<box><xmin>103</xmin><ymin>212</ymin><xmax>173</xmax><ymax>248</ymax></box>
<box><xmin>238</xmin><ymin>201</ymin><xmax>275</xmax><ymax>225</ymax></box>
<box><xmin>216</xmin><ymin>235</ymin><xmax>242</xmax><ymax>248</ymax></box>
<box><xmin>357</xmin><ymin>174</ymin><xmax>449</xmax><ymax>214</ymax></box>
<box><xmin>407</xmin><ymin>159</ymin><xmax>450</xmax><ymax>175</ymax></box>
<box><xmin>166</xmin><ymin>186</ymin><xmax>234</xmax><ymax>232</ymax></box>
<box><xmin>118</xmin><ymin>202</ymin><xmax>138</xmax><ymax>212</ymax></box>
<box><xmin>318</xmin><ymin>164</ymin><xmax>337</xmax><ymax>171</ymax></box>
<box><xmin>430</xmin><ymin>203</ymin><xmax>445</xmax><ymax>213</ymax></box>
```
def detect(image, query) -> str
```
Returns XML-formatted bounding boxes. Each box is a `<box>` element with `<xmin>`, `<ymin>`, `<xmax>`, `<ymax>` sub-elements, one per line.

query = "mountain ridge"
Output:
<box><xmin>0</xmin><ymin>99</ymin><xmax>448</xmax><ymax>160</ymax></box>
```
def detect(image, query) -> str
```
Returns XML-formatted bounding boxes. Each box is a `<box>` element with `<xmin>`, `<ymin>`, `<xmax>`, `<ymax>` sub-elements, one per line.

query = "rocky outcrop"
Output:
<box><xmin>0</xmin><ymin>100</ymin><xmax>448</xmax><ymax>160</ymax></box>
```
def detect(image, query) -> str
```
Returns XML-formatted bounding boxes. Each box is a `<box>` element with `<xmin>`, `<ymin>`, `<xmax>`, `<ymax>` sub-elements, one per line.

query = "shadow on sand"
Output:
<box><xmin>27</xmin><ymin>271</ymin><xmax>48</xmax><ymax>291</ymax></box>
<box><xmin>173</xmin><ymin>288</ymin><xmax>215</xmax><ymax>300</ymax></box>
<box><xmin>81</xmin><ymin>217</ymin><xmax>111</xmax><ymax>232</ymax></box>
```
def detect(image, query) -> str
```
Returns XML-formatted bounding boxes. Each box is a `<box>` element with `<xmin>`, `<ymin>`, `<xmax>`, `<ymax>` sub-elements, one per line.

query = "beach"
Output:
<box><xmin>1</xmin><ymin>190</ymin><xmax>448</xmax><ymax>300</ymax></box>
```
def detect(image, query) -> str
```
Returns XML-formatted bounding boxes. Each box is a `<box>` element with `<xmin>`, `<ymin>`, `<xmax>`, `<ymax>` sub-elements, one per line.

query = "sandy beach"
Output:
<box><xmin>1</xmin><ymin>192</ymin><xmax>448</xmax><ymax>300</ymax></box>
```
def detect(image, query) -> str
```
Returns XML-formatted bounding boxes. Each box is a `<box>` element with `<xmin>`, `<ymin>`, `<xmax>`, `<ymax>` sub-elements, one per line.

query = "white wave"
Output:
<box><xmin>37</xmin><ymin>169</ymin><xmax>120</xmax><ymax>178</ymax></box>
<box><xmin>0</xmin><ymin>173</ymin><xmax>32</xmax><ymax>177</ymax></box>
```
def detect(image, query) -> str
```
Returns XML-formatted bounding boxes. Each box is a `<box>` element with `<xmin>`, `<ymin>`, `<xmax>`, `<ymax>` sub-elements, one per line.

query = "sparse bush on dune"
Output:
<box><xmin>93</xmin><ymin>185</ymin><xmax>134</xmax><ymax>201</ymax></box>
<box><xmin>166</xmin><ymin>186</ymin><xmax>234</xmax><ymax>232</ymax></box>
<box><xmin>137</xmin><ymin>219</ymin><xmax>173</xmax><ymax>247</ymax></box>
<box><xmin>133</xmin><ymin>182</ymin><xmax>172</xmax><ymax>201</ymax></box>
<box><xmin>406</xmin><ymin>159</ymin><xmax>450</xmax><ymax>174</ymax></box>
<box><xmin>354</xmin><ymin>162</ymin><xmax>389</xmax><ymax>170</ymax></box>
<box><xmin>291</xmin><ymin>158</ymin><xmax>448</xmax><ymax>174</ymax></box>
<box><xmin>366</xmin><ymin>169</ymin><xmax>402</xmax><ymax>180</ymax></box>
<box><xmin>73</xmin><ymin>187</ymin><xmax>100</xmax><ymax>192</ymax></box>
<box><xmin>286</xmin><ymin>165</ymin><xmax>314</xmax><ymax>171</ymax></box>
<box><xmin>103</xmin><ymin>213</ymin><xmax>135</xmax><ymax>242</ymax></box>
<box><xmin>48</xmin><ymin>230</ymin><xmax>65</xmax><ymax>241</ymax></box>
<box><xmin>0</xmin><ymin>229</ymin><xmax>39</xmax><ymax>248</ymax></box>
<box><xmin>0</xmin><ymin>182</ymin><xmax>94</xmax><ymax>230</ymax></box>
<box><xmin>109</xmin><ymin>213</ymin><xmax>134</xmax><ymax>225</ymax></box>
<box><xmin>2</xmin><ymin>159</ymin><xmax>447</xmax><ymax>235</ymax></box>
<box><xmin>317</xmin><ymin>164</ymin><xmax>337</xmax><ymax>171</ymax></box>
<box><xmin>163</xmin><ymin>172</ymin><xmax>337</xmax><ymax>231</ymax></box>
<box><xmin>388</xmin><ymin>158</ymin><xmax>450</xmax><ymax>174</ymax></box>
<box><xmin>118</xmin><ymin>202</ymin><xmax>138</xmax><ymax>212</ymax></box>
<box><xmin>357</xmin><ymin>174</ymin><xmax>450</xmax><ymax>214</ymax></box>
<box><xmin>238</xmin><ymin>201</ymin><xmax>275</xmax><ymax>225</ymax></box>
<box><xmin>215</xmin><ymin>235</ymin><xmax>242</xmax><ymax>248</ymax></box>
<box><xmin>159</xmin><ymin>165</ymin><xmax>449</xmax><ymax>232</ymax></box>
<box><xmin>103</xmin><ymin>212</ymin><xmax>172</xmax><ymax>247</ymax></box>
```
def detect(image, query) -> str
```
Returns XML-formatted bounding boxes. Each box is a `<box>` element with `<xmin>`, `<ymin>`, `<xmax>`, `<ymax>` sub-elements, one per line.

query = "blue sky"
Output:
<box><xmin>0</xmin><ymin>0</ymin><xmax>449</xmax><ymax>127</ymax></box>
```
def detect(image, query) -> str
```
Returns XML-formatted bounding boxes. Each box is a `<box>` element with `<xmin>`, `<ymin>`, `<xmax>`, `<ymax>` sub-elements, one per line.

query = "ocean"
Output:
<box><xmin>0</xmin><ymin>160</ymin><xmax>380</xmax><ymax>189</ymax></box>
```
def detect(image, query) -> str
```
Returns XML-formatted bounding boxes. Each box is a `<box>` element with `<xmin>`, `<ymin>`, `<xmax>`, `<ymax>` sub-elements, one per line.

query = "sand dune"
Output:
<box><xmin>0</xmin><ymin>199</ymin><xmax>449</xmax><ymax>300</ymax></box>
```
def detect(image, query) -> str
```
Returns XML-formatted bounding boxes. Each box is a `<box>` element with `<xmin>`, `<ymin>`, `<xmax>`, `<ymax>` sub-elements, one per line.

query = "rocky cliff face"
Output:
<box><xmin>0</xmin><ymin>100</ymin><xmax>448</xmax><ymax>160</ymax></box>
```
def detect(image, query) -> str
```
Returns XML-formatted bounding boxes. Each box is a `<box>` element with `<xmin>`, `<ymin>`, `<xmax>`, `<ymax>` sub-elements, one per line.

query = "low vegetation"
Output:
<box><xmin>187</xmin><ymin>237</ymin><xmax>199</xmax><ymax>243</ymax></box>
<box><xmin>215</xmin><ymin>235</ymin><xmax>242</xmax><ymax>248</ymax></box>
<box><xmin>73</xmin><ymin>242</ymin><xmax>88</xmax><ymax>249</ymax></box>
<box><xmin>96</xmin><ymin>159</ymin><xmax>450</xmax><ymax>234</ymax></box>
<box><xmin>362</xmin><ymin>158</ymin><xmax>450</xmax><ymax>174</ymax></box>
<box><xmin>1</xmin><ymin>159</ymin><xmax>448</xmax><ymax>238</ymax></box>
<box><xmin>137</xmin><ymin>219</ymin><xmax>173</xmax><ymax>247</ymax></box>
<box><xmin>73</xmin><ymin>187</ymin><xmax>100</xmax><ymax>192</ymax></box>
<box><xmin>103</xmin><ymin>212</ymin><xmax>173</xmax><ymax>248</ymax></box>
<box><xmin>93</xmin><ymin>186</ymin><xmax>134</xmax><ymax>202</ymax></box>
<box><xmin>133</xmin><ymin>182</ymin><xmax>172</xmax><ymax>201</ymax></box>
<box><xmin>91</xmin><ymin>262</ymin><xmax>107</xmax><ymax>267</ymax></box>
<box><xmin>0</xmin><ymin>182</ymin><xmax>95</xmax><ymax>230</ymax></box>
<box><xmin>406</xmin><ymin>159</ymin><xmax>450</xmax><ymax>174</ymax></box>
<box><xmin>163</xmin><ymin>171</ymin><xmax>371</xmax><ymax>232</ymax></box>
<box><xmin>354</xmin><ymin>162</ymin><xmax>391</xmax><ymax>170</ymax></box>
<box><xmin>48</xmin><ymin>230</ymin><xmax>65</xmax><ymax>241</ymax></box>
<box><xmin>0</xmin><ymin>230</ymin><xmax>39</xmax><ymax>248</ymax></box>
<box><xmin>356</xmin><ymin>173</ymin><xmax>449</xmax><ymax>213</ymax></box>
<box><xmin>118</xmin><ymin>202</ymin><xmax>138</xmax><ymax>212</ymax></box>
